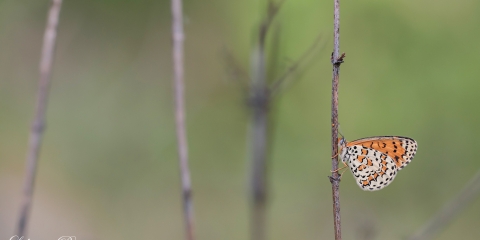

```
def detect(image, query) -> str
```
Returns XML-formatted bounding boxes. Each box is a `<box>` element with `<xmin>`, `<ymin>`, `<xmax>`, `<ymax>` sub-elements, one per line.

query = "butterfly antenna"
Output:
<box><xmin>338</xmin><ymin>125</ymin><xmax>344</xmax><ymax>140</ymax></box>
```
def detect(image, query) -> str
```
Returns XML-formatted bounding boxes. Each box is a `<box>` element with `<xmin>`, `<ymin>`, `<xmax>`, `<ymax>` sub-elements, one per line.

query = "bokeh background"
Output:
<box><xmin>1</xmin><ymin>0</ymin><xmax>480</xmax><ymax>239</ymax></box>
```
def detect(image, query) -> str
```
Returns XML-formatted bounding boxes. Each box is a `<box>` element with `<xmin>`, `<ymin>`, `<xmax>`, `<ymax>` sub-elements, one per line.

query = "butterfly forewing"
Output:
<box><xmin>346</xmin><ymin>136</ymin><xmax>417</xmax><ymax>169</ymax></box>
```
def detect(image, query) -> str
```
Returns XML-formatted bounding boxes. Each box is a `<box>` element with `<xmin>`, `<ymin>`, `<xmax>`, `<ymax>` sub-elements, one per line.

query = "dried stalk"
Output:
<box><xmin>249</xmin><ymin>85</ymin><xmax>269</xmax><ymax>240</ymax></box>
<box><xmin>269</xmin><ymin>34</ymin><xmax>323</xmax><ymax>94</ymax></box>
<box><xmin>171</xmin><ymin>0</ymin><xmax>195</xmax><ymax>239</ymax></box>
<box><xmin>16</xmin><ymin>0</ymin><xmax>62</xmax><ymax>237</ymax></box>
<box><xmin>408</xmin><ymin>170</ymin><xmax>480</xmax><ymax>240</ymax></box>
<box><xmin>249</xmin><ymin>16</ymin><xmax>270</xmax><ymax>240</ymax></box>
<box><xmin>329</xmin><ymin>0</ymin><xmax>344</xmax><ymax>239</ymax></box>
<box><xmin>16</xmin><ymin>0</ymin><xmax>63</xmax><ymax>237</ymax></box>
<box><xmin>248</xmin><ymin>2</ymin><xmax>286</xmax><ymax>240</ymax></box>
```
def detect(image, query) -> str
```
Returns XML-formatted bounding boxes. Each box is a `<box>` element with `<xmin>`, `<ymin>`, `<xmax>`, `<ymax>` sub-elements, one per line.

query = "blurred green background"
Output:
<box><xmin>1</xmin><ymin>0</ymin><xmax>480</xmax><ymax>239</ymax></box>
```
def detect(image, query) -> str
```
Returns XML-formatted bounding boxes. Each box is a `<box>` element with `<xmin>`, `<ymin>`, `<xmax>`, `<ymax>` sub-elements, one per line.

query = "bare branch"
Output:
<box><xmin>408</xmin><ymin>170</ymin><xmax>480</xmax><ymax>240</ymax></box>
<box><xmin>222</xmin><ymin>48</ymin><xmax>250</xmax><ymax>92</ymax></box>
<box><xmin>269</xmin><ymin>34</ymin><xmax>323</xmax><ymax>94</ymax></box>
<box><xmin>16</xmin><ymin>0</ymin><xmax>63</xmax><ymax>237</ymax></box>
<box><xmin>258</xmin><ymin>0</ymin><xmax>286</xmax><ymax>47</ymax></box>
<box><xmin>171</xmin><ymin>0</ymin><xmax>195</xmax><ymax>239</ymax></box>
<box><xmin>357</xmin><ymin>219</ymin><xmax>377</xmax><ymax>240</ymax></box>
<box><xmin>248</xmin><ymin>2</ymin><xmax>285</xmax><ymax>240</ymax></box>
<box><xmin>329</xmin><ymin>0</ymin><xmax>343</xmax><ymax>239</ymax></box>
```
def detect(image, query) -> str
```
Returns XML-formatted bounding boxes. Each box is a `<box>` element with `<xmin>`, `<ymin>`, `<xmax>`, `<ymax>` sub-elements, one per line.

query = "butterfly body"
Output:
<box><xmin>339</xmin><ymin>136</ymin><xmax>417</xmax><ymax>191</ymax></box>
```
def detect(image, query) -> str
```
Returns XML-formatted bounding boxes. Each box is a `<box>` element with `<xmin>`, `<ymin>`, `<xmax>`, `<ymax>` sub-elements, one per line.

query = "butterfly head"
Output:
<box><xmin>338</xmin><ymin>134</ymin><xmax>346</xmax><ymax>148</ymax></box>
<box><xmin>337</xmin><ymin>135</ymin><xmax>347</xmax><ymax>161</ymax></box>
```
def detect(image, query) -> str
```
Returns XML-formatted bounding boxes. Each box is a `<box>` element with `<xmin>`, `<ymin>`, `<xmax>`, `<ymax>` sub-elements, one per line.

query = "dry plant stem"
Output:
<box><xmin>329</xmin><ymin>0</ymin><xmax>342</xmax><ymax>239</ymax></box>
<box><xmin>16</xmin><ymin>0</ymin><xmax>63</xmax><ymax>237</ymax></box>
<box><xmin>249</xmin><ymin>20</ymin><xmax>269</xmax><ymax>240</ymax></box>
<box><xmin>223</xmin><ymin>49</ymin><xmax>250</xmax><ymax>91</ymax></box>
<box><xmin>171</xmin><ymin>0</ymin><xmax>195</xmax><ymax>239</ymax></box>
<box><xmin>269</xmin><ymin>34</ymin><xmax>323</xmax><ymax>94</ymax></box>
<box><xmin>249</xmin><ymin>92</ymin><xmax>268</xmax><ymax>240</ymax></box>
<box><xmin>408</xmin><ymin>170</ymin><xmax>480</xmax><ymax>240</ymax></box>
<box><xmin>249</xmin><ymin>2</ymin><xmax>284</xmax><ymax>240</ymax></box>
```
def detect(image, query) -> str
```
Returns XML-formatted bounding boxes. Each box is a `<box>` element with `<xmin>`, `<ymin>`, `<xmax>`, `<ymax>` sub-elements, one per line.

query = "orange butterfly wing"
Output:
<box><xmin>346</xmin><ymin>136</ymin><xmax>417</xmax><ymax>169</ymax></box>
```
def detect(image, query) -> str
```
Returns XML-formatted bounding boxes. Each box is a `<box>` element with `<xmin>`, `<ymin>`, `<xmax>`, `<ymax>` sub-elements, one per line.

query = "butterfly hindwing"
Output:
<box><xmin>340</xmin><ymin>136</ymin><xmax>418</xmax><ymax>191</ymax></box>
<box><xmin>342</xmin><ymin>144</ymin><xmax>398</xmax><ymax>191</ymax></box>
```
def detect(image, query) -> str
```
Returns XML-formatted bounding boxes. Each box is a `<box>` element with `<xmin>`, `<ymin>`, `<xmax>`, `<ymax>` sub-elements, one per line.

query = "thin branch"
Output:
<box><xmin>329</xmin><ymin>0</ymin><xmax>344</xmax><ymax>239</ymax></box>
<box><xmin>408</xmin><ymin>169</ymin><xmax>480</xmax><ymax>240</ymax></box>
<box><xmin>222</xmin><ymin>48</ymin><xmax>250</xmax><ymax>92</ymax></box>
<box><xmin>16</xmin><ymin>0</ymin><xmax>63</xmax><ymax>237</ymax></box>
<box><xmin>269</xmin><ymin>34</ymin><xmax>323</xmax><ymax>94</ymax></box>
<box><xmin>171</xmin><ymin>0</ymin><xmax>195</xmax><ymax>240</ymax></box>
<box><xmin>249</xmin><ymin>89</ymin><xmax>269</xmax><ymax>240</ymax></box>
<box><xmin>357</xmin><ymin>220</ymin><xmax>377</xmax><ymax>240</ymax></box>
<box><xmin>249</xmin><ymin>2</ymin><xmax>284</xmax><ymax>240</ymax></box>
<box><xmin>258</xmin><ymin>0</ymin><xmax>285</xmax><ymax>48</ymax></box>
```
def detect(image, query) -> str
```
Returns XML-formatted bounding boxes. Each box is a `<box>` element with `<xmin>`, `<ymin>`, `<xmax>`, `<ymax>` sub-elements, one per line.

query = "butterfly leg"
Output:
<box><xmin>331</xmin><ymin>146</ymin><xmax>343</xmax><ymax>159</ymax></box>
<box><xmin>330</xmin><ymin>161</ymin><xmax>348</xmax><ymax>173</ymax></box>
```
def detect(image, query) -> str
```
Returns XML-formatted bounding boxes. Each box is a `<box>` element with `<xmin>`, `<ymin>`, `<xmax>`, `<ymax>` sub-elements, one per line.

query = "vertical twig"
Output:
<box><xmin>329</xmin><ymin>0</ymin><xmax>344</xmax><ymax>239</ymax></box>
<box><xmin>171</xmin><ymin>0</ymin><xmax>195</xmax><ymax>240</ymax></box>
<box><xmin>16</xmin><ymin>0</ymin><xmax>63</xmax><ymax>237</ymax></box>
<box><xmin>249</xmin><ymin>17</ymin><xmax>269</xmax><ymax>240</ymax></box>
<box><xmin>249</xmin><ymin>2</ymin><xmax>284</xmax><ymax>240</ymax></box>
<box><xmin>269</xmin><ymin>34</ymin><xmax>323</xmax><ymax>94</ymax></box>
<box><xmin>408</xmin><ymin>170</ymin><xmax>480</xmax><ymax>240</ymax></box>
<box><xmin>249</xmin><ymin>88</ymin><xmax>269</xmax><ymax>240</ymax></box>
<box><xmin>244</xmin><ymin>2</ymin><xmax>319</xmax><ymax>239</ymax></box>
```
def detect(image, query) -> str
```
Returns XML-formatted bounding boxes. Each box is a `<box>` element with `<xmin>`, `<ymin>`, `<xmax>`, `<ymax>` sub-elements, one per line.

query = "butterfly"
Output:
<box><xmin>337</xmin><ymin>136</ymin><xmax>417</xmax><ymax>191</ymax></box>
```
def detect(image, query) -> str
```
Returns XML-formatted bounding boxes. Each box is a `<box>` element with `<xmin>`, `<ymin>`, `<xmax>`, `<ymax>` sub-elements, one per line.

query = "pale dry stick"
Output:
<box><xmin>171</xmin><ymin>0</ymin><xmax>195</xmax><ymax>239</ymax></box>
<box><xmin>249</xmin><ymin>21</ymin><xmax>270</xmax><ymax>240</ymax></box>
<box><xmin>223</xmin><ymin>48</ymin><xmax>250</xmax><ymax>92</ymax></box>
<box><xmin>249</xmin><ymin>2</ymin><xmax>285</xmax><ymax>240</ymax></box>
<box><xmin>329</xmin><ymin>0</ymin><xmax>344</xmax><ymax>239</ymax></box>
<box><xmin>408</xmin><ymin>170</ymin><xmax>480</xmax><ymax>240</ymax></box>
<box><xmin>16</xmin><ymin>0</ymin><xmax>63</xmax><ymax>237</ymax></box>
<box><xmin>249</xmin><ymin>84</ymin><xmax>269</xmax><ymax>240</ymax></box>
<box><xmin>269</xmin><ymin>34</ymin><xmax>324</xmax><ymax>94</ymax></box>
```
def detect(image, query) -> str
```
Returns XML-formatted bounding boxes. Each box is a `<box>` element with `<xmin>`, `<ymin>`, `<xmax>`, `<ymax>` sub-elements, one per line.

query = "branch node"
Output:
<box><xmin>247</xmin><ymin>88</ymin><xmax>270</xmax><ymax>112</ymax></box>
<box><xmin>328</xmin><ymin>174</ymin><xmax>342</xmax><ymax>184</ymax></box>
<box><xmin>31</xmin><ymin>121</ymin><xmax>45</xmax><ymax>133</ymax></box>
<box><xmin>331</xmin><ymin>52</ymin><xmax>346</xmax><ymax>65</ymax></box>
